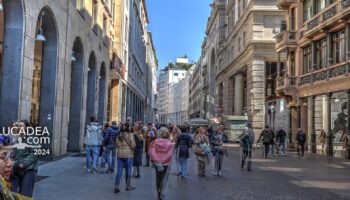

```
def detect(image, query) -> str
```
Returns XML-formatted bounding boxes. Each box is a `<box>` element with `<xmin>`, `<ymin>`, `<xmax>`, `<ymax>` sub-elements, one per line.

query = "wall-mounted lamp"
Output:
<box><xmin>71</xmin><ymin>51</ymin><xmax>76</xmax><ymax>62</ymax></box>
<box><xmin>335</xmin><ymin>98</ymin><xmax>340</xmax><ymax>103</ymax></box>
<box><xmin>0</xmin><ymin>3</ymin><xmax>3</xmax><ymax>12</ymax></box>
<box><xmin>36</xmin><ymin>11</ymin><xmax>46</xmax><ymax>41</ymax></box>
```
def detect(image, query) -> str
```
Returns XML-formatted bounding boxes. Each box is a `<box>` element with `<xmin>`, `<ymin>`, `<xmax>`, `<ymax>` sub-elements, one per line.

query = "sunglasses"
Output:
<box><xmin>0</xmin><ymin>151</ymin><xmax>14</xmax><ymax>161</ymax></box>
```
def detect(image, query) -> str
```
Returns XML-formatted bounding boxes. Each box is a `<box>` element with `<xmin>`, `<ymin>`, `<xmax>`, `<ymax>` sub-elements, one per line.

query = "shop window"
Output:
<box><xmin>303</xmin><ymin>45</ymin><xmax>312</xmax><ymax>74</ymax></box>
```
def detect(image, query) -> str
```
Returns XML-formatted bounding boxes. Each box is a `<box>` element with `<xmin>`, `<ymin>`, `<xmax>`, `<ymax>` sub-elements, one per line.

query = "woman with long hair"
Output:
<box><xmin>114</xmin><ymin>123</ymin><xmax>136</xmax><ymax>193</ymax></box>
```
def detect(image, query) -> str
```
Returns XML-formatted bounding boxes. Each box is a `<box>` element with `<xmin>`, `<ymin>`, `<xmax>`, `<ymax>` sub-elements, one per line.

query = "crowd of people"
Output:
<box><xmin>0</xmin><ymin>115</ymin><xmax>310</xmax><ymax>200</ymax></box>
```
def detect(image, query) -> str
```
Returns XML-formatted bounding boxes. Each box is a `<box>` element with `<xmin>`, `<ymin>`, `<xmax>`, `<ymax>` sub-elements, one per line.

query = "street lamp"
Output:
<box><xmin>36</xmin><ymin>11</ymin><xmax>46</xmax><ymax>42</ymax></box>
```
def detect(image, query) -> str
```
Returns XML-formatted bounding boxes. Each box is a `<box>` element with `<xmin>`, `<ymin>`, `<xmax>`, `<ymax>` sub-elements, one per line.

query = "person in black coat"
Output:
<box><xmin>175</xmin><ymin>127</ymin><xmax>193</xmax><ymax>179</ymax></box>
<box><xmin>132</xmin><ymin>126</ymin><xmax>144</xmax><ymax>178</ymax></box>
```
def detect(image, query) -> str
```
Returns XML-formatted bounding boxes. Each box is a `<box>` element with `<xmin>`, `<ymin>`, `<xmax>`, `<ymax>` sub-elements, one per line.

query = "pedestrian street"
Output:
<box><xmin>33</xmin><ymin>146</ymin><xmax>350</xmax><ymax>200</ymax></box>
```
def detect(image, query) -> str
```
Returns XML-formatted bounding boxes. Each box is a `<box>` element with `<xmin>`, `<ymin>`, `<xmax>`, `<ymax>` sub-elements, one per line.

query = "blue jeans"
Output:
<box><xmin>114</xmin><ymin>158</ymin><xmax>133</xmax><ymax>187</ymax></box>
<box><xmin>179</xmin><ymin>158</ymin><xmax>188</xmax><ymax>176</ymax></box>
<box><xmin>279</xmin><ymin>141</ymin><xmax>286</xmax><ymax>154</ymax></box>
<box><xmin>105</xmin><ymin>145</ymin><xmax>116</xmax><ymax>169</ymax></box>
<box><xmin>86</xmin><ymin>145</ymin><xmax>100</xmax><ymax>169</ymax></box>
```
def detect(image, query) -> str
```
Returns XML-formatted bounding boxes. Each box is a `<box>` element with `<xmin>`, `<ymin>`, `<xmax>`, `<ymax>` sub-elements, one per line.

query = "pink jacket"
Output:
<box><xmin>149</xmin><ymin>138</ymin><xmax>174</xmax><ymax>165</ymax></box>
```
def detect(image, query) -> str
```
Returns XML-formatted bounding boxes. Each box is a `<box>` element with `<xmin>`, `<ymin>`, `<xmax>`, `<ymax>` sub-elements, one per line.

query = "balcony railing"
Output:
<box><xmin>299</xmin><ymin>63</ymin><xmax>349</xmax><ymax>86</ymax></box>
<box><xmin>303</xmin><ymin>0</ymin><xmax>350</xmax><ymax>37</ymax></box>
<box><xmin>276</xmin><ymin>30</ymin><xmax>297</xmax><ymax>51</ymax></box>
<box><xmin>276</xmin><ymin>75</ymin><xmax>297</xmax><ymax>93</ymax></box>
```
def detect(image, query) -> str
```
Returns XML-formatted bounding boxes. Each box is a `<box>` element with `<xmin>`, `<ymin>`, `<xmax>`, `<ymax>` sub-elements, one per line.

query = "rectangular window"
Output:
<box><xmin>103</xmin><ymin>15</ymin><xmax>107</xmax><ymax>36</ymax></box>
<box><xmin>332</xmin><ymin>30</ymin><xmax>345</xmax><ymax>64</ymax></box>
<box><xmin>291</xmin><ymin>8</ymin><xmax>296</xmax><ymax>30</ymax></box>
<box><xmin>315</xmin><ymin>0</ymin><xmax>326</xmax><ymax>14</ymax></box>
<box><xmin>303</xmin><ymin>0</ymin><xmax>312</xmax><ymax>22</ymax></box>
<box><xmin>315</xmin><ymin>38</ymin><xmax>327</xmax><ymax>69</ymax></box>
<box><xmin>174</xmin><ymin>73</ymin><xmax>179</xmax><ymax>76</ymax></box>
<box><xmin>92</xmin><ymin>0</ymin><xmax>98</xmax><ymax>25</ymax></box>
<box><xmin>290</xmin><ymin>51</ymin><xmax>295</xmax><ymax>76</ymax></box>
<box><xmin>303</xmin><ymin>45</ymin><xmax>312</xmax><ymax>74</ymax></box>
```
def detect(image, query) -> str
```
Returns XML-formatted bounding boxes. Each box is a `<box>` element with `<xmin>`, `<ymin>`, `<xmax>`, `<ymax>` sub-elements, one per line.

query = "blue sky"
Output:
<box><xmin>146</xmin><ymin>0</ymin><xmax>212</xmax><ymax>69</ymax></box>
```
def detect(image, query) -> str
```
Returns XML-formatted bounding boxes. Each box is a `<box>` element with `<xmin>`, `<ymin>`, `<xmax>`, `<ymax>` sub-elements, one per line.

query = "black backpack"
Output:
<box><xmin>298</xmin><ymin>133</ymin><xmax>306</xmax><ymax>143</ymax></box>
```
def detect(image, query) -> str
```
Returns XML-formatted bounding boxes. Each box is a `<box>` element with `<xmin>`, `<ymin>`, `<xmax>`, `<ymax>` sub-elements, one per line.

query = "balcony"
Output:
<box><xmin>277</xmin><ymin>0</ymin><xmax>296</xmax><ymax>10</ymax></box>
<box><xmin>276</xmin><ymin>75</ymin><xmax>297</xmax><ymax>96</ymax></box>
<box><xmin>302</xmin><ymin>0</ymin><xmax>350</xmax><ymax>38</ymax></box>
<box><xmin>275</xmin><ymin>30</ymin><xmax>297</xmax><ymax>52</ymax></box>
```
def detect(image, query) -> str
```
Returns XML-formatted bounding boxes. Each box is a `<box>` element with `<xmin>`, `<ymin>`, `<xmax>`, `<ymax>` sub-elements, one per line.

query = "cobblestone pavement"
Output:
<box><xmin>33</xmin><ymin>146</ymin><xmax>350</xmax><ymax>200</ymax></box>
<box><xmin>33</xmin><ymin>156</ymin><xmax>158</xmax><ymax>200</ymax></box>
<box><xmin>165</xmin><ymin>145</ymin><xmax>350</xmax><ymax>200</ymax></box>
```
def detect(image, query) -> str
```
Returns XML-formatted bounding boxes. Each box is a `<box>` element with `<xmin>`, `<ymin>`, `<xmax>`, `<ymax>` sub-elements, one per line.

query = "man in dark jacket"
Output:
<box><xmin>258</xmin><ymin>125</ymin><xmax>273</xmax><ymax>159</ymax></box>
<box><xmin>296</xmin><ymin>128</ymin><xmax>307</xmax><ymax>159</ymax></box>
<box><xmin>103</xmin><ymin>121</ymin><xmax>120</xmax><ymax>173</ymax></box>
<box><xmin>276</xmin><ymin>128</ymin><xmax>287</xmax><ymax>155</ymax></box>
<box><xmin>175</xmin><ymin>127</ymin><xmax>193</xmax><ymax>179</ymax></box>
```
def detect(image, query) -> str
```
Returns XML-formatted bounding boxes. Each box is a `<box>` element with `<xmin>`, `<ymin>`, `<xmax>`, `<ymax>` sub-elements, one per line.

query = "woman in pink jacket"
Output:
<box><xmin>149</xmin><ymin>127</ymin><xmax>174</xmax><ymax>200</ymax></box>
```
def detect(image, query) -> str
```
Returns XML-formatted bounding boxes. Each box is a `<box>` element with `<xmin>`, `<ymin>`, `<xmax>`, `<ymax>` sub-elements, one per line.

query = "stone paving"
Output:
<box><xmin>33</xmin><ymin>146</ymin><xmax>350</xmax><ymax>200</ymax></box>
<box><xmin>166</xmin><ymin>146</ymin><xmax>350</xmax><ymax>200</ymax></box>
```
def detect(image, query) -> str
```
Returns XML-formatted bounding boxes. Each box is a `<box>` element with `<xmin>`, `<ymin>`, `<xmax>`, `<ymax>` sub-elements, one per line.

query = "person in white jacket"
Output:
<box><xmin>84</xmin><ymin>116</ymin><xmax>102</xmax><ymax>173</ymax></box>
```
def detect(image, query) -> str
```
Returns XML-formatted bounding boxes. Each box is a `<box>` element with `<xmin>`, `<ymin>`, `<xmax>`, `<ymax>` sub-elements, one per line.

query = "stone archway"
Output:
<box><xmin>86</xmin><ymin>52</ymin><xmax>97</xmax><ymax>123</ymax></box>
<box><xmin>0</xmin><ymin>0</ymin><xmax>24</xmax><ymax>127</ymax></box>
<box><xmin>67</xmin><ymin>37</ymin><xmax>84</xmax><ymax>152</ymax></box>
<box><xmin>30</xmin><ymin>7</ymin><xmax>58</xmax><ymax>141</ymax></box>
<box><xmin>98</xmin><ymin>62</ymin><xmax>107</xmax><ymax>123</ymax></box>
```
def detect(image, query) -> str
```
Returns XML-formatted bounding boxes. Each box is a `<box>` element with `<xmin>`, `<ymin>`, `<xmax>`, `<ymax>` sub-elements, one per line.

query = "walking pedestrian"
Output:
<box><xmin>149</xmin><ymin>127</ymin><xmax>174</xmax><ymax>200</ymax></box>
<box><xmin>276</xmin><ymin>127</ymin><xmax>287</xmax><ymax>155</ymax></box>
<box><xmin>194</xmin><ymin>128</ymin><xmax>210</xmax><ymax>177</ymax></box>
<box><xmin>240</xmin><ymin>130</ymin><xmax>252</xmax><ymax>171</ymax></box>
<box><xmin>258</xmin><ymin>125</ymin><xmax>273</xmax><ymax>159</ymax></box>
<box><xmin>211</xmin><ymin>127</ymin><xmax>228</xmax><ymax>176</ymax></box>
<box><xmin>132</xmin><ymin>125</ymin><xmax>144</xmax><ymax>178</ymax></box>
<box><xmin>175</xmin><ymin>127</ymin><xmax>192</xmax><ymax>179</ymax></box>
<box><xmin>84</xmin><ymin>117</ymin><xmax>102</xmax><ymax>174</ymax></box>
<box><xmin>101</xmin><ymin>123</ymin><xmax>110</xmax><ymax>169</ymax></box>
<box><xmin>240</xmin><ymin>123</ymin><xmax>254</xmax><ymax>171</ymax></box>
<box><xmin>269</xmin><ymin>127</ymin><xmax>275</xmax><ymax>155</ymax></box>
<box><xmin>103</xmin><ymin>121</ymin><xmax>120</xmax><ymax>173</ymax></box>
<box><xmin>319</xmin><ymin>130</ymin><xmax>327</xmax><ymax>155</ymax></box>
<box><xmin>114</xmin><ymin>123</ymin><xmax>136</xmax><ymax>193</ymax></box>
<box><xmin>12</xmin><ymin>120</ymin><xmax>38</xmax><ymax>197</ymax></box>
<box><xmin>145</xmin><ymin>123</ymin><xmax>157</xmax><ymax>167</ymax></box>
<box><xmin>296</xmin><ymin>128</ymin><xmax>307</xmax><ymax>159</ymax></box>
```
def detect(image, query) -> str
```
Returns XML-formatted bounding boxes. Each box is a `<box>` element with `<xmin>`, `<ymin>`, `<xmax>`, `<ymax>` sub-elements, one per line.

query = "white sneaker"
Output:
<box><xmin>218</xmin><ymin>170</ymin><xmax>222</xmax><ymax>176</ymax></box>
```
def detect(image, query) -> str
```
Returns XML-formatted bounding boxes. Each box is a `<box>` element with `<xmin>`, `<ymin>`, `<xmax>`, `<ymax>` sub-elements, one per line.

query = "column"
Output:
<box><xmin>289</xmin><ymin>106</ymin><xmax>293</xmax><ymax>144</ymax></box>
<box><xmin>277</xmin><ymin>53</ymin><xmax>281</xmax><ymax>77</ymax></box>
<box><xmin>311</xmin><ymin>96</ymin><xmax>317</xmax><ymax>153</ymax></box>
<box><xmin>327</xmin><ymin>93</ymin><xmax>333</xmax><ymax>156</ymax></box>
<box><xmin>297</xmin><ymin>105</ymin><xmax>301</xmax><ymax>129</ymax></box>
<box><xmin>234</xmin><ymin>73</ymin><xmax>244</xmax><ymax>115</ymax></box>
<box><xmin>346</xmin><ymin>24</ymin><xmax>350</xmax><ymax>74</ymax></box>
<box><xmin>347</xmin><ymin>90</ymin><xmax>350</xmax><ymax>159</ymax></box>
<box><xmin>326</xmin><ymin>34</ymin><xmax>332</xmax><ymax>79</ymax></box>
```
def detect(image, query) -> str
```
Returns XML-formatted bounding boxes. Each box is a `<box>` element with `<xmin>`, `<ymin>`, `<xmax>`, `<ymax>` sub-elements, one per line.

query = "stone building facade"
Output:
<box><xmin>277</xmin><ymin>0</ymin><xmax>350</xmax><ymax>159</ymax></box>
<box><xmin>0</xmin><ymin>0</ymin><xmax>112</xmax><ymax>156</ymax></box>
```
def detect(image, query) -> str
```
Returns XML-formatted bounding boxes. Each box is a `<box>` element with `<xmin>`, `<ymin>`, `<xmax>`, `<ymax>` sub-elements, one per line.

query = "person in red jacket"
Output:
<box><xmin>149</xmin><ymin>127</ymin><xmax>174</xmax><ymax>200</ymax></box>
